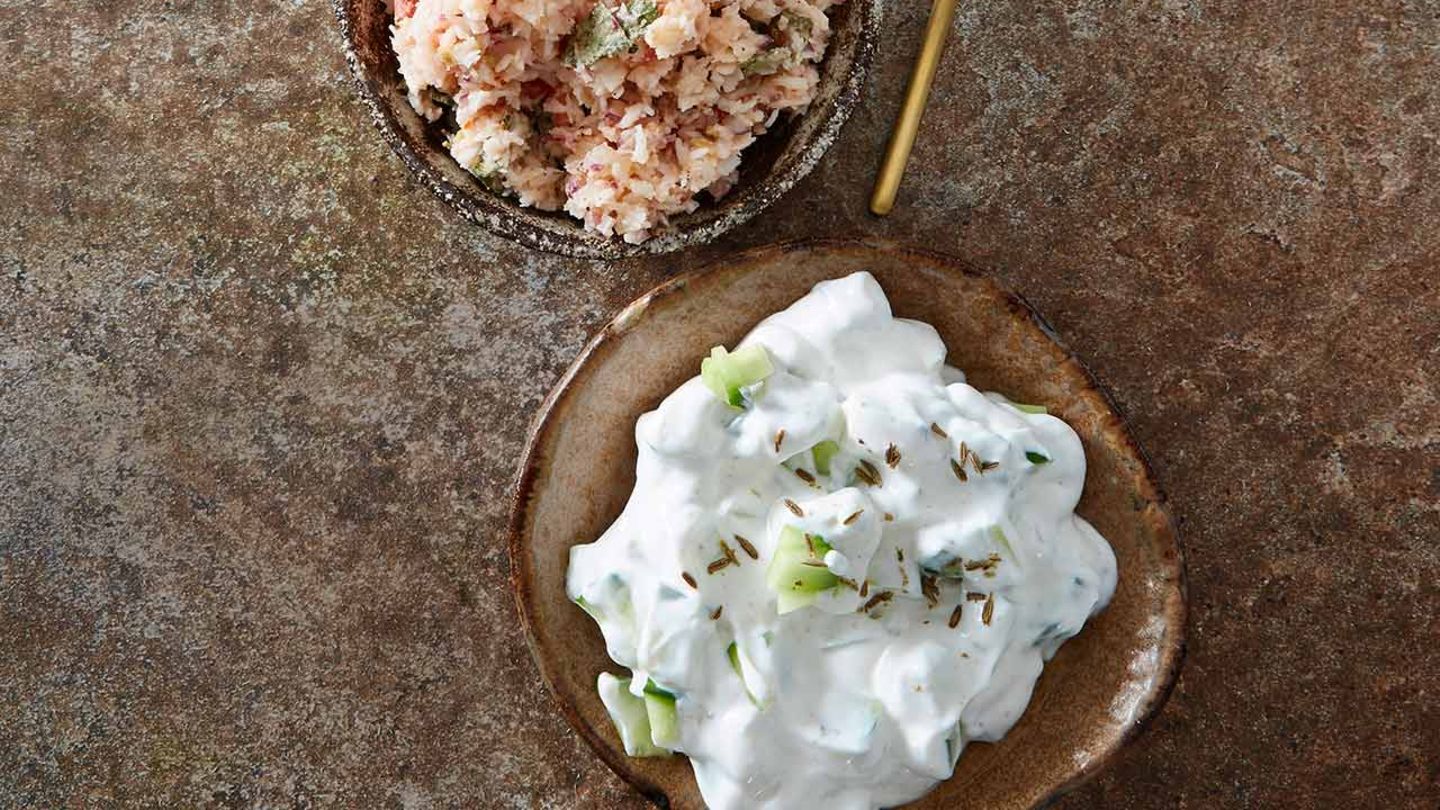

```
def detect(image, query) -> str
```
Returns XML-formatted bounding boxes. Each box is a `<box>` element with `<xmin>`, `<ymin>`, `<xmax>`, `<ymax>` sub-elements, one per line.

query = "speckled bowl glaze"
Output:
<box><xmin>333</xmin><ymin>0</ymin><xmax>883</xmax><ymax>259</ymax></box>
<box><xmin>509</xmin><ymin>239</ymin><xmax>1187</xmax><ymax>808</ymax></box>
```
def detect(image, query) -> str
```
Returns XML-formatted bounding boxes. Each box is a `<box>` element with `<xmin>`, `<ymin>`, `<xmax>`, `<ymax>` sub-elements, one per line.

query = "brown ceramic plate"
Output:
<box><xmin>510</xmin><ymin>239</ymin><xmax>1187</xmax><ymax>808</ymax></box>
<box><xmin>332</xmin><ymin>1</ymin><xmax>881</xmax><ymax>259</ymax></box>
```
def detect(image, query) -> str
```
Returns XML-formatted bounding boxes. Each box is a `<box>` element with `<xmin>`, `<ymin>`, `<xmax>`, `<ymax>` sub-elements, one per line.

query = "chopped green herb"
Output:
<box><xmin>782</xmin><ymin>10</ymin><xmax>814</xmax><ymax>41</ymax></box>
<box><xmin>566</xmin><ymin>0</ymin><xmax>659</xmax><ymax>67</ymax></box>
<box><xmin>1025</xmin><ymin>451</ymin><xmax>1051</xmax><ymax>465</ymax></box>
<box><xmin>1013</xmin><ymin>403</ymin><xmax>1048</xmax><ymax>414</ymax></box>
<box><xmin>741</xmin><ymin>47</ymin><xmax>790</xmax><ymax>77</ymax></box>
<box><xmin>619</xmin><ymin>0</ymin><xmax>658</xmax><ymax>33</ymax></box>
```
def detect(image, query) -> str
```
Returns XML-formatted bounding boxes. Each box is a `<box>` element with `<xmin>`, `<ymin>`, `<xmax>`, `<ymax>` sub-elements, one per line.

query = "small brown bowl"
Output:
<box><xmin>509</xmin><ymin>239</ymin><xmax>1187</xmax><ymax>808</ymax></box>
<box><xmin>332</xmin><ymin>0</ymin><xmax>882</xmax><ymax>259</ymax></box>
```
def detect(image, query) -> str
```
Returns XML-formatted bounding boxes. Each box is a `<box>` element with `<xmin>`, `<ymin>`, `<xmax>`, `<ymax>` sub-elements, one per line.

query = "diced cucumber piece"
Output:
<box><xmin>775</xmin><ymin>589</ymin><xmax>818</xmax><ymax>614</ymax></box>
<box><xmin>642</xmin><ymin>678</ymin><xmax>676</xmax><ymax>700</ymax></box>
<box><xmin>775</xmin><ymin>560</ymin><xmax>836</xmax><ymax>593</ymax></box>
<box><xmin>727</xmin><ymin>642</ymin><xmax>763</xmax><ymax>707</ymax></box>
<box><xmin>766</xmin><ymin>527</ymin><xmax>837</xmax><ymax>591</ymax></box>
<box><xmin>811</xmin><ymin>440</ymin><xmax>839</xmax><ymax>475</ymax></box>
<box><xmin>1013</xmin><ymin>403</ymin><xmax>1048</xmax><ymax>414</ymax></box>
<box><xmin>1025</xmin><ymin>451</ymin><xmax>1051</xmax><ymax>465</ymax></box>
<box><xmin>766</xmin><ymin>526</ymin><xmax>837</xmax><ymax>613</ymax></box>
<box><xmin>644</xmin><ymin>691</ymin><xmax>680</xmax><ymax>749</ymax></box>
<box><xmin>597</xmin><ymin>673</ymin><xmax>671</xmax><ymax>758</ymax></box>
<box><xmin>700</xmin><ymin>345</ymin><xmax>774</xmax><ymax>408</ymax></box>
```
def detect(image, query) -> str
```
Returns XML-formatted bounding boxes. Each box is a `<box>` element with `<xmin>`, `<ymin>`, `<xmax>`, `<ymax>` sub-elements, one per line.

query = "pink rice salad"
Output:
<box><xmin>391</xmin><ymin>0</ymin><xmax>843</xmax><ymax>243</ymax></box>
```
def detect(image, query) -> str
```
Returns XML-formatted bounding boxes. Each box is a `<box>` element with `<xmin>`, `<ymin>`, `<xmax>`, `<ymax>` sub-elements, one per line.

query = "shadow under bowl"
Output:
<box><xmin>333</xmin><ymin>0</ymin><xmax>883</xmax><ymax>259</ymax></box>
<box><xmin>509</xmin><ymin>238</ymin><xmax>1187</xmax><ymax>808</ymax></box>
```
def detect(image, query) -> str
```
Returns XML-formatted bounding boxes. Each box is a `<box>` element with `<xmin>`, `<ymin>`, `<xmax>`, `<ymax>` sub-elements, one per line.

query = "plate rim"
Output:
<box><xmin>507</xmin><ymin>237</ymin><xmax>1189</xmax><ymax>807</ymax></box>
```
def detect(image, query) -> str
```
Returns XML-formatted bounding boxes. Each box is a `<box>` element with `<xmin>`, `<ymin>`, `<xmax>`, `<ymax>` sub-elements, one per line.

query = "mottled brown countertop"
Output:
<box><xmin>2</xmin><ymin>1</ymin><xmax>1436</xmax><ymax>807</ymax></box>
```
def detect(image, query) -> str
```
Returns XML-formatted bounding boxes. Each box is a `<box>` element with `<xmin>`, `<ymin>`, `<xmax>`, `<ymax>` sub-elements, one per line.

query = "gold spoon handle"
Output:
<box><xmin>869</xmin><ymin>0</ymin><xmax>960</xmax><ymax>216</ymax></box>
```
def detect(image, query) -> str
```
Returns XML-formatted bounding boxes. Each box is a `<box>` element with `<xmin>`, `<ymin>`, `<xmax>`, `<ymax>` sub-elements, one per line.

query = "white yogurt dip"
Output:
<box><xmin>567</xmin><ymin>272</ymin><xmax>1118</xmax><ymax>810</ymax></box>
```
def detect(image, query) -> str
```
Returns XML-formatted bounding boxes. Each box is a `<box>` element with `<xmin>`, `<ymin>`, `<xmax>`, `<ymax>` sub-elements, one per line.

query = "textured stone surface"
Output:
<box><xmin>1</xmin><ymin>0</ymin><xmax>1436</xmax><ymax>807</ymax></box>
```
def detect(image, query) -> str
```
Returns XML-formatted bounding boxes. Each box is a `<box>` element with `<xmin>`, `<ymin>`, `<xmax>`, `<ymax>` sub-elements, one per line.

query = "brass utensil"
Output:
<box><xmin>870</xmin><ymin>0</ymin><xmax>960</xmax><ymax>216</ymax></box>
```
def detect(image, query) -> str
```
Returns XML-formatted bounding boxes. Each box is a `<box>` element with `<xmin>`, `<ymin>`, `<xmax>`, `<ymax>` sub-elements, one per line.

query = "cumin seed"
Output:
<box><xmin>859</xmin><ymin>580</ymin><xmax>870</xmax><ymax>598</ymax></box>
<box><xmin>719</xmin><ymin>539</ymin><xmax>738</xmax><ymax>565</ymax></box>
<box><xmin>979</xmin><ymin>460</ymin><xmax>999</xmax><ymax>474</ymax></box>
<box><xmin>842</xmin><ymin>509</ymin><xmax>864</xmax><ymax>526</ymax></box>
<box><xmin>795</xmin><ymin>468</ymin><xmax>816</xmax><ymax>484</ymax></box>
<box><xmin>711</xmin><ymin>605</ymin><xmax>723</xmax><ymax>620</ymax></box>
<box><xmin>860</xmin><ymin>591</ymin><xmax>893</xmax><ymax>612</ymax></box>
<box><xmin>983</xmin><ymin>593</ymin><xmax>995</xmax><ymax>625</ymax></box>
<box><xmin>707</xmin><ymin>557</ymin><xmax>733</xmax><ymax>575</ymax></box>
<box><xmin>774</xmin><ymin>429</ymin><xmax>785</xmax><ymax>453</ymax></box>
<box><xmin>950</xmin><ymin>458</ymin><xmax>969</xmax><ymax>482</ymax></box>
<box><xmin>948</xmin><ymin>604</ymin><xmax>964</xmax><ymax>628</ymax></box>
<box><xmin>682</xmin><ymin>572</ymin><xmax>698</xmax><ymax>589</ymax></box>
<box><xmin>967</xmin><ymin>592</ymin><xmax>988</xmax><ymax>602</ymax></box>
<box><xmin>735</xmin><ymin>535</ymin><xmax>759</xmax><ymax>560</ymax></box>
<box><xmin>784</xmin><ymin>498</ymin><xmax>804</xmax><ymax>517</ymax></box>
<box><xmin>885</xmin><ymin>443</ymin><xmax>901</xmax><ymax>469</ymax></box>
<box><xmin>930</xmin><ymin>422</ymin><xmax>948</xmax><ymax>438</ymax></box>
<box><xmin>921</xmin><ymin>575</ymin><xmax>940</xmax><ymax>607</ymax></box>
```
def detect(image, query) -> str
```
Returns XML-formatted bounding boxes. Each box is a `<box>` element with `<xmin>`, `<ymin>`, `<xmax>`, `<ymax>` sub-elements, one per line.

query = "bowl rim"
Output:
<box><xmin>330</xmin><ymin>0</ymin><xmax>884</xmax><ymax>259</ymax></box>
<box><xmin>507</xmin><ymin>237</ymin><xmax>1189</xmax><ymax>807</ymax></box>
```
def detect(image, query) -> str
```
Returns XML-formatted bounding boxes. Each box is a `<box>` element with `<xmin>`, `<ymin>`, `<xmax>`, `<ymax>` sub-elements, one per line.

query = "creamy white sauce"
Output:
<box><xmin>567</xmin><ymin>272</ymin><xmax>1118</xmax><ymax>810</ymax></box>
